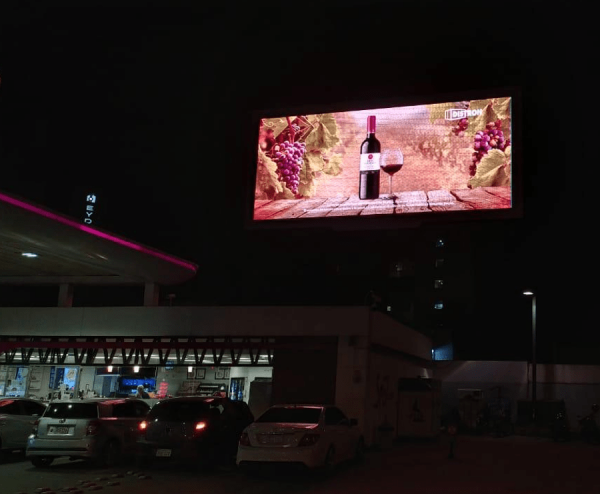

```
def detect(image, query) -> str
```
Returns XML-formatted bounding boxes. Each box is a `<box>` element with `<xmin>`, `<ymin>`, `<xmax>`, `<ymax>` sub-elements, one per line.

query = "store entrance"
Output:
<box><xmin>172</xmin><ymin>366</ymin><xmax>273</xmax><ymax>419</ymax></box>
<box><xmin>88</xmin><ymin>365</ymin><xmax>274</xmax><ymax>419</ymax></box>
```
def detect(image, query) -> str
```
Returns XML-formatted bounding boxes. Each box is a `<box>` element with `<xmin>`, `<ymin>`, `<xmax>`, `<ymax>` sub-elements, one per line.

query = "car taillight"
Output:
<box><xmin>86</xmin><ymin>419</ymin><xmax>102</xmax><ymax>436</ymax></box>
<box><xmin>239</xmin><ymin>432</ymin><xmax>251</xmax><ymax>447</ymax></box>
<box><xmin>298</xmin><ymin>433</ymin><xmax>320</xmax><ymax>447</ymax></box>
<box><xmin>138</xmin><ymin>420</ymin><xmax>149</xmax><ymax>436</ymax></box>
<box><xmin>32</xmin><ymin>419</ymin><xmax>40</xmax><ymax>435</ymax></box>
<box><xmin>194</xmin><ymin>421</ymin><xmax>207</xmax><ymax>433</ymax></box>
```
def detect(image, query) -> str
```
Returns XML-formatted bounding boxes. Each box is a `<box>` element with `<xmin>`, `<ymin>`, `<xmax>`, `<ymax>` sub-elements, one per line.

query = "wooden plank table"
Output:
<box><xmin>253</xmin><ymin>186</ymin><xmax>511</xmax><ymax>220</ymax></box>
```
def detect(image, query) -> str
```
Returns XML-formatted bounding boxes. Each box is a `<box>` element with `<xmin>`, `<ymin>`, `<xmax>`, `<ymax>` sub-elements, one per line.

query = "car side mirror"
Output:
<box><xmin>350</xmin><ymin>418</ymin><xmax>358</xmax><ymax>426</ymax></box>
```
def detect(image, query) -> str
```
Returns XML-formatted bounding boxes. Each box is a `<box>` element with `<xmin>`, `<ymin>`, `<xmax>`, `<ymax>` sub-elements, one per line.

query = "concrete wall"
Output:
<box><xmin>335</xmin><ymin>335</ymin><xmax>369</xmax><ymax>438</ymax></box>
<box><xmin>371</xmin><ymin>311</ymin><xmax>432</xmax><ymax>361</ymax></box>
<box><xmin>270</xmin><ymin>336</ymin><xmax>338</xmax><ymax>407</ymax></box>
<box><xmin>534</xmin><ymin>364</ymin><xmax>600</xmax><ymax>384</ymax></box>
<box><xmin>435</xmin><ymin>361</ymin><xmax>600</xmax><ymax>386</ymax></box>
<box><xmin>0</xmin><ymin>306</ymin><xmax>370</xmax><ymax>337</ymax></box>
<box><xmin>436</xmin><ymin>361</ymin><xmax>600</xmax><ymax>430</ymax></box>
<box><xmin>435</xmin><ymin>361</ymin><xmax>528</xmax><ymax>383</ymax></box>
<box><xmin>0</xmin><ymin>307</ymin><xmax>432</xmax><ymax>363</ymax></box>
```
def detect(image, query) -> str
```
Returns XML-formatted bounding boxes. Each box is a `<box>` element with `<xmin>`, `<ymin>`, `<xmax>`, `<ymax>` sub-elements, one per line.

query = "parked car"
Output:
<box><xmin>26</xmin><ymin>398</ymin><xmax>150</xmax><ymax>468</ymax></box>
<box><xmin>236</xmin><ymin>404</ymin><xmax>365</xmax><ymax>472</ymax></box>
<box><xmin>136</xmin><ymin>396</ymin><xmax>253</xmax><ymax>467</ymax></box>
<box><xmin>0</xmin><ymin>398</ymin><xmax>47</xmax><ymax>461</ymax></box>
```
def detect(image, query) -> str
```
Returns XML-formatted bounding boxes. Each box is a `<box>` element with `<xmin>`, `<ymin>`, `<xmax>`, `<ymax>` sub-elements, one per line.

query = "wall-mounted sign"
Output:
<box><xmin>84</xmin><ymin>193</ymin><xmax>97</xmax><ymax>225</ymax></box>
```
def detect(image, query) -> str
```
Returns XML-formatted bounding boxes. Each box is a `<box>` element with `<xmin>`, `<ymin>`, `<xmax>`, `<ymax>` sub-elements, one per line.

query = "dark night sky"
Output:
<box><xmin>0</xmin><ymin>2</ymin><xmax>596</xmax><ymax>359</ymax></box>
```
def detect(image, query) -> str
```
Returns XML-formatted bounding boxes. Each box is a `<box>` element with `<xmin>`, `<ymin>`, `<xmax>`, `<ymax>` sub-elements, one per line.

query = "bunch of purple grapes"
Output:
<box><xmin>273</xmin><ymin>140</ymin><xmax>306</xmax><ymax>195</ymax></box>
<box><xmin>452</xmin><ymin>117</ymin><xmax>469</xmax><ymax>137</ymax></box>
<box><xmin>469</xmin><ymin>120</ymin><xmax>511</xmax><ymax>176</ymax></box>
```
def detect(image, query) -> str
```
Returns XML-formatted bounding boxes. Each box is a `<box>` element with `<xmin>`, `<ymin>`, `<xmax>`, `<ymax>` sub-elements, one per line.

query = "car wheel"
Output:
<box><xmin>354</xmin><ymin>438</ymin><xmax>365</xmax><ymax>463</ymax></box>
<box><xmin>31</xmin><ymin>456</ymin><xmax>54</xmax><ymax>468</ymax></box>
<box><xmin>323</xmin><ymin>446</ymin><xmax>335</xmax><ymax>471</ymax></box>
<box><xmin>101</xmin><ymin>440</ymin><xmax>121</xmax><ymax>468</ymax></box>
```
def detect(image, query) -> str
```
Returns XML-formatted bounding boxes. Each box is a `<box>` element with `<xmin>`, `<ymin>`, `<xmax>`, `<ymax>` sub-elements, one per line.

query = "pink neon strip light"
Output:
<box><xmin>0</xmin><ymin>191</ymin><xmax>197</xmax><ymax>272</ymax></box>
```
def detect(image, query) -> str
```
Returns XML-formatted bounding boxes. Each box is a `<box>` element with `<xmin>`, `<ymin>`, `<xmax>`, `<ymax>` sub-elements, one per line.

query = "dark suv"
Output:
<box><xmin>27</xmin><ymin>398</ymin><xmax>150</xmax><ymax>467</ymax></box>
<box><xmin>137</xmin><ymin>396</ymin><xmax>253</xmax><ymax>467</ymax></box>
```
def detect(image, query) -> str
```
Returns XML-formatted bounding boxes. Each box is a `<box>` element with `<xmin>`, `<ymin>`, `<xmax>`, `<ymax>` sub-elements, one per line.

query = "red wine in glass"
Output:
<box><xmin>381</xmin><ymin>164</ymin><xmax>403</xmax><ymax>176</ymax></box>
<box><xmin>380</xmin><ymin>163</ymin><xmax>403</xmax><ymax>199</ymax></box>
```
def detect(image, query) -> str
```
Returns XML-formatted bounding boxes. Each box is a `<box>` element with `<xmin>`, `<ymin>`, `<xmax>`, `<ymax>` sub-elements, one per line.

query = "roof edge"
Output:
<box><xmin>0</xmin><ymin>190</ymin><xmax>198</xmax><ymax>274</ymax></box>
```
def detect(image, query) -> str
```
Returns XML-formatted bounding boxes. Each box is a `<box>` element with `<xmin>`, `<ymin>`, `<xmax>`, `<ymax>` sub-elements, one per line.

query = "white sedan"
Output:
<box><xmin>236</xmin><ymin>404</ymin><xmax>364</xmax><ymax>471</ymax></box>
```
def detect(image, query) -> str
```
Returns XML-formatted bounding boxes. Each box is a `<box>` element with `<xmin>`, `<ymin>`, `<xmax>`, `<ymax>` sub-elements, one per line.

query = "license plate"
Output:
<box><xmin>50</xmin><ymin>426</ymin><xmax>70</xmax><ymax>435</ymax></box>
<box><xmin>262</xmin><ymin>435</ymin><xmax>284</xmax><ymax>444</ymax></box>
<box><xmin>156</xmin><ymin>449</ymin><xmax>172</xmax><ymax>457</ymax></box>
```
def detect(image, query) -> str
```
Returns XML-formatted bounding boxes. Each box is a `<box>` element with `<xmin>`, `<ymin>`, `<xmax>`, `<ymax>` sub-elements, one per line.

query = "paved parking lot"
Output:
<box><xmin>332</xmin><ymin>435</ymin><xmax>600</xmax><ymax>494</ymax></box>
<box><xmin>3</xmin><ymin>435</ymin><xmax>599</xmax><ymax>494</ymax></box>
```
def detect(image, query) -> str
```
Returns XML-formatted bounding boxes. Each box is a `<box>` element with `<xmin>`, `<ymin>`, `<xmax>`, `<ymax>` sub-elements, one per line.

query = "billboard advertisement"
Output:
<box><xmin>252</xmin><ymin>95</ymin><xmax>514</xmax><ymax>224</ymax></box>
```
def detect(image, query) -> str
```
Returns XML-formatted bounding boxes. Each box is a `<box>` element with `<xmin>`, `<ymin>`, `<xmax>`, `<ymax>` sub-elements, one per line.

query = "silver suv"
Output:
<box><xmin>0</xmin><ymin>398</ymin><xmax>47</xmax><ymax>460</ymax></box>
<box><xmin>26</xmin><ymin>398</ymin><xmax>150</xmax><ymax>468</ymax></box>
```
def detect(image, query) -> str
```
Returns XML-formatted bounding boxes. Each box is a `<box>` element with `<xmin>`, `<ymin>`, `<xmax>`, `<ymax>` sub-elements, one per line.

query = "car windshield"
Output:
<box><xmin>256</xmin><ymin>407</ymin><xmax>322</xmax><ymax>424</ymax></box>
<box><xmin>149</xmin><ymin>401</ymin><xmax>211</xmax><ymax>421</ymax></box>
<box><xmin>43</xmin><ymin>403</ymin><xmax>98</xmax><ymax>419</ymax></box>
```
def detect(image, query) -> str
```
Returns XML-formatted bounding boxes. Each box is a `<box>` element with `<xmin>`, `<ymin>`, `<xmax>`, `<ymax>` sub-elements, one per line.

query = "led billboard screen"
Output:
<box><xmin>251</xmin><ymin>93</ymin><xmax>517</xmax><ymax>226</ymax></box>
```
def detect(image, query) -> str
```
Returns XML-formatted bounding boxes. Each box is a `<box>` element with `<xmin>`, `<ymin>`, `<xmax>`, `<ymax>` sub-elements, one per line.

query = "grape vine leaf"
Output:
<box><xmin>255</xmin><ymin>149</ymin><xmax>283</xmax><ymax>199</ymax></box>
<box><xmin>504</xmin><ymin>145</ymin><xmax>512</xmax><ymax>177</ymax></box>
<box><xmin>304</xmin><ymin>113</ymin><xmax>340</xmax><ymax>153</ymax></box>
<box><xmin>303</xmin><ymin>150</ymin><xmax>325</xmax><ymax>173</ymax></box>
<box><xmin>298</xmin><ymin>173</ymin><xmax>317</xmax><ymax>197</ymax></box>
<box><xmin>494</xmin><ymin>97</ymin><xmax>512</xmax><ymax>136</ymax></box>
<box><xmin>494</xmin><ymin>97</ymin><xmax>511</xmax><ymax>121</ymax></box>
<box><xmin>262</xmin><ymin>117</ymin><xmax>297</xmax><ymax>139</ymax></box>
<box><xmin>323</xmin><ymin>153</ymin><xmax>343</xmax><ymax>176</ymax></box>
<box><xmin>468</xmin><ymin>149</ymin><xmax>510</xmax><ymax>189</ymax></box>
<box><xmin>296</xmin><ymin>151</ymin><xmax>324</xmax><ymax>197</ymax></box>
<box><xmin>275</xmin><ymin>188</ymin><xmax>295</xmax><ymax>200</ymax></box>
<box><xmin>465</xmin><ymin>99</ymin><xmax>492</xmax><ymax>137</ymax></box>
<box><xmin>469</xmin><ymin>99</ymin><xmax>490</xmax><ymax>112</ymax></box>
<box><xmin>319</xmin><ymin>114</ymin><xmax>340</xmax><ymax>150</ymax></box>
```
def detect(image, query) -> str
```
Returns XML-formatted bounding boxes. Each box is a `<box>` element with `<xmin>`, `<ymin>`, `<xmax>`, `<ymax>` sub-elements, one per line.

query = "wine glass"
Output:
<box><xmin>380</xmin><ymin>149</ymin><xmax>404</xmax><ymax>200</ymax></box>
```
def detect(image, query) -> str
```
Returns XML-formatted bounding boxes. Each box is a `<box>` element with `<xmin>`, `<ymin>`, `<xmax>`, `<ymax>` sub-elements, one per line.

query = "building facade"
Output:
<box><xmin>0</xmin><ymin>190</ymin><xmax>434</xmax><ymax>446</ymax></box>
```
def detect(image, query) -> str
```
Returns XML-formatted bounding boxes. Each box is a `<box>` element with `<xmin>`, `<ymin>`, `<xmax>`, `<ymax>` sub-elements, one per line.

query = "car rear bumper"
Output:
<box><xmin>236</xmin><ymin>444</ymin><xmax>324</xmax><ymax>469</ymax></box>
<box><xmin>26</xmin><ymin>436</ymin><xmax>98</xmax><ymax>459</ymax></box>
<box><xmin>136</xmin><ymin>440</ymin><xmax>217</xmax><ymax>464</ymax></box>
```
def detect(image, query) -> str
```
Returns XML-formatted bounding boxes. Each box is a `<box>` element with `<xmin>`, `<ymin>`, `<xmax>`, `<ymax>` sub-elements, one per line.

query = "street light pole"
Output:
<box><xmin>524</xmin><ymin>291</ymin><xmax>537</xmax><ymax>422</ymax></box>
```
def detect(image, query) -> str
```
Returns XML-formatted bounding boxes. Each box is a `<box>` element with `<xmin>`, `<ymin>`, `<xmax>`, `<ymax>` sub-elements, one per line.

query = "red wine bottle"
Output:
<box><xmin>359</xmin><ymin>115</ymin><xmax>381</xmax><ymax>200</ymax></box>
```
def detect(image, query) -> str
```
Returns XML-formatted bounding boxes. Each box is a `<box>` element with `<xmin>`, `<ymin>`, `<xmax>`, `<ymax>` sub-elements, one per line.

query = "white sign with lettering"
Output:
<box><xmin>84</xmin><ymin>194</ymin><xmax>97</xmax><ymax>224</ymax></box>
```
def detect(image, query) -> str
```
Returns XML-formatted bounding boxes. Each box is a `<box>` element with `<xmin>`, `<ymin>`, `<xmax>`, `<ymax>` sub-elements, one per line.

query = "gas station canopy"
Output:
<box><xmin>0</xmin><ymin>190</ymin><xmax>198</xmax><ymax>286</ymax></box>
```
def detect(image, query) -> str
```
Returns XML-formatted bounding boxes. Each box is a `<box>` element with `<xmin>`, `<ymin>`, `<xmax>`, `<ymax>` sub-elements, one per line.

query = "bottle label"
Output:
<box><xmin>360</xmin><ymin>153</ymin><xmax>381</xmax><ymax>171</ymax></box>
